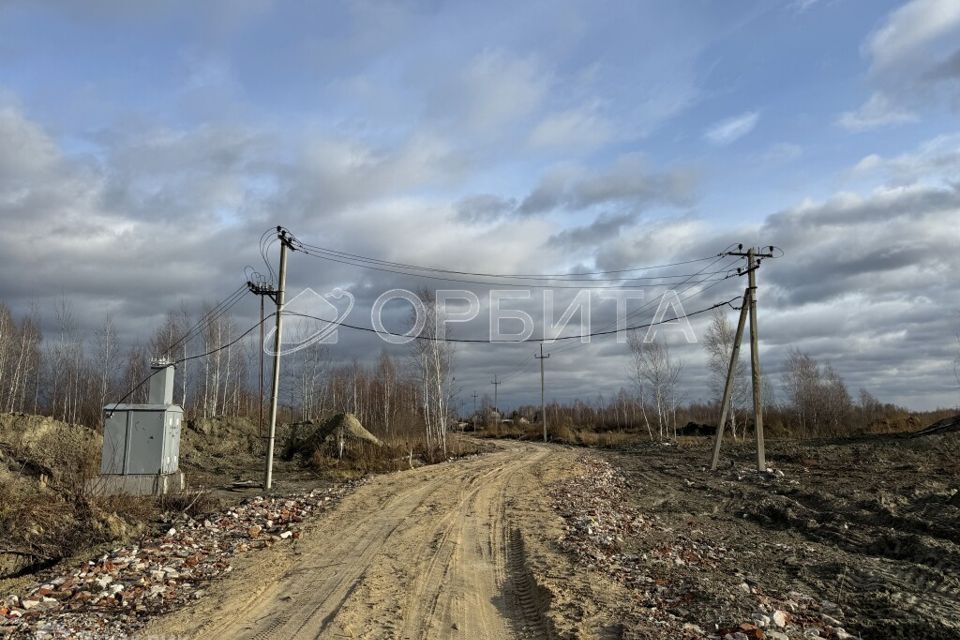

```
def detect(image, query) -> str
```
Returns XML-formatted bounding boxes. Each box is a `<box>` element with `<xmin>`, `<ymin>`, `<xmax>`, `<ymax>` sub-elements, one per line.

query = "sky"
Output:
<box><xmin>1</xmin><ymin>0</ymin><xmax>959</xmax><ymax>411</ymax></box>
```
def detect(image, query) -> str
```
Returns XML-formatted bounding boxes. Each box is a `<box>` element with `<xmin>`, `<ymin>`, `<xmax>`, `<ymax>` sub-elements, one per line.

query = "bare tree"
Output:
<box><xmin>376</xmin><ymin>350</ymin><xmax>397</xmax><ymax>438</ymax></box>
<box><xmin>627</xmin><ymin>333</ymin><xmax>682</xmax><ymax>440</ymax></box>
<box><xmin>93</xmin><ymin>314</ymin><xmax>118</xmax><ymax>428</ymax></box>
<box><xmin>123</xmin><ymin>342</ymin><xmax>149</xmax><ymax>404</ymax></box>
<box><xmin>702</xmin><ymin>308</ymin><xmax>748</xmax><ymax>440</ymax></box>
<box><xmin>784</xmin><ymin>348</ymin><xmax>819</xmax><ymax>433</ymax></box>
<box><xmin>783</xmin><ymin>349</ymin><xmax>852</xmax><ymax>436</ymax></box>
<box><xmin>410</xmin><ymin>290</ymin><xmax>455</xmax><ymax>455</ymax></box>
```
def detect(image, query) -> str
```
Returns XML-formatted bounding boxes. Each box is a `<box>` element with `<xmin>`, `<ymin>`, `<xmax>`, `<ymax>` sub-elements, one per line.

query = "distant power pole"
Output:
<box><xmin>535</xmin><ymin>343</ymin><xmax>550</xmax><ymax>442</ymax></box>
<box><xmin>472</xmin><ymin>391</ymin><xmax>478</xmax><ymax>431</ymax></box>
<box><xmin>491</xmin><ymin>375</ymin><xmax>501</xmax><ymax>434</ymax></box>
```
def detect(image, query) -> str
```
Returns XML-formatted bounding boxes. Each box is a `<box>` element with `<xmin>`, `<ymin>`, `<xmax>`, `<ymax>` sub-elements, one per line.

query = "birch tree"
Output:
<box><xmin>703</xmin><ymin>308</ymin><xmax>748</xmax><ymax>439</ymax></box>
<box><xmin>627</xmin><ymin>333</ymin><xmax>682</xmax><ymax>440</ymax></box>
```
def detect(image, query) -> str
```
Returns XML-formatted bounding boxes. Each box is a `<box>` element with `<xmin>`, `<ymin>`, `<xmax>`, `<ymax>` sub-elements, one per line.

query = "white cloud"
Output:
<box><xmin>836</xmin><ymin>92</ymin><xmax>917</xmax><ymax>131</ymax></box>
<box><xmin>849</xmin><ymin>133</ymin><xmax>960</xmax><ymax>184</ymax></box>
<box><xmin>852</xmin><ymin>153</ymin><xmax>883</xmax><ymax>175</ymax></box>
<box><xmin>457</xmin><ymin>49</ymin><xmax>550</xmax><ymax>132</ymax></box>
<box><xmin>704</xmin><ymin>111</ymin><xmax>759</xmax><ymax>145</ymax></box>
<box><xmin>866</xmin><ymin>0</ymin><xmax>960</xmax><ymax>72</ymax></box>
<box><xmin>527</xmin><ymin>105</ymin><xmax>613</xmax><ymax>151</ymax></box>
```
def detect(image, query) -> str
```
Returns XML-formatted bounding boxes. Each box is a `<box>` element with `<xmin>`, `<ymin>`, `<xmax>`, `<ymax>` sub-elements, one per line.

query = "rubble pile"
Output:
<box><xmin>551</xmin><ymin>455</ymin><xmax>857</xmax><ymax>639</ymax></box>
<box><xmin>1</xmin><ymin>483</ymin><xmax>361</xmax><ymax>639</ymax></box>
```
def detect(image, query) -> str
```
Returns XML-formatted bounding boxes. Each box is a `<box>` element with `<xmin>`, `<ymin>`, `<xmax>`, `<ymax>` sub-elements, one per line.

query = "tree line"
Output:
<box><xmin>0</xmin><ymin>299</ymin><xmax>941</xmax><ymax>445</ymax></box>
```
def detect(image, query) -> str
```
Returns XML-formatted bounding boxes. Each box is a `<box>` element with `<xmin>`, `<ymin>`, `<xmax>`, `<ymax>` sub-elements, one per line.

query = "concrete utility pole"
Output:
<box><xmin>264</xmin><ymin>228</ymin><xmax>292</xmax><ymax>490</ymax></box>
<box><xmin>491</xmin><ymin>375</ymin><xmax>501</xmax><ymax>434</ymax></box>
<box><xmin>710</xmin><ymin>245</ymin><xmax>774</xmax><ymax>472</ymax></box>
<box><xmin>535</xmin><ymin>343</ymin><xmax>550</xmax><ymax>442</ymax></box>
<box><xmin>747</xmin><ymin>248</ymin><xmax>766</xmax><ymax>470</ymax></box>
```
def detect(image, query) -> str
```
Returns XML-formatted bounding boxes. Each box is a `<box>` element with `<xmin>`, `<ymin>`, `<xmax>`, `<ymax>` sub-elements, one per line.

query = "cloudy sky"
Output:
<box><xmin>1</xmin><ymin>0</ymin><xmax>959</xmax><ymax>410</ymax></box>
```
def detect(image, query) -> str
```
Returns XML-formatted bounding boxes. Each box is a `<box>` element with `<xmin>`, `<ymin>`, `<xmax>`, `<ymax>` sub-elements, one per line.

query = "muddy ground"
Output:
<box><xmin>569</xmin><ymin>431</ymin><xmax>960</xmax><ymax>639</ymax></box>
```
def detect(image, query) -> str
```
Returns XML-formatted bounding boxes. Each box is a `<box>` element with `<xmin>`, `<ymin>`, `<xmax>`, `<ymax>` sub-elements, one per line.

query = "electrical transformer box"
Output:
<box><xmin>101</xmin><ymin>362</ymin><xmax>182</xmax><ymax>476</ymax></box>
<box><xmin>101</xmin><ymin>404</ymin><xmax>182</xmax><ymax>475</ymax></box>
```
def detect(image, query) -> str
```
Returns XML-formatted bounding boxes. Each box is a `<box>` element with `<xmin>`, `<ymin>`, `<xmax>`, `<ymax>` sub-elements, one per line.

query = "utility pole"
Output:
<box><xmin>472</xmin><ymin>391</ymin><xmax>478</xmax><ymax>432</ymax></box>
<box><xmin>259</xmin><ymin>295</ymin><xmax>265</xmax><ymax>437</ymax></box>
<box><xmin>247</xmin><ymin>281</ymin><xmax>277</xmax><ymax>440</ymax></box>
<box><xmin>491</xmin><ymin>375</ymin><xmax>501</xmax><ymax>434</ymax></box>
<box><xmin>535</xmin><ymin>343</ymin><xmax>550</xmax><ymax>442</ymax></box>
<box><xmin>710</xmin><ymin>245</ymin><xmax>773</xmax><ymax>472</ymax></box>
<box><xmin>263</xmin><ymin>227</ymin><xmax>293</xmax><ymax>490</ymax></box>
<box><xmin>747</xmin><ymin>247</ymin><xmax>766</xmax><ymax>470</ymax></box>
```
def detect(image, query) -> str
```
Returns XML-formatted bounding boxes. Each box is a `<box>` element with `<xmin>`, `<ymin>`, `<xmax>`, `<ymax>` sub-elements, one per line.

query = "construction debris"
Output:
<box><xmin>1</xmin><ymin>482</ymin><xmax>361</xmax><ymax>639</ymax></box>
<box><xmin>550</xmin><ymin>455</ymin><xmax>860</xmax><ymax>639</ymax></box>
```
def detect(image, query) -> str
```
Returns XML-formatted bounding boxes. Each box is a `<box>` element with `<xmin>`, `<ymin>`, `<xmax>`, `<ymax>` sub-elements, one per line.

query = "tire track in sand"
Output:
<box><xmin>152</xmin><ymin>441</ymin><xmax>561</xmax><ymax>640</ymax></box>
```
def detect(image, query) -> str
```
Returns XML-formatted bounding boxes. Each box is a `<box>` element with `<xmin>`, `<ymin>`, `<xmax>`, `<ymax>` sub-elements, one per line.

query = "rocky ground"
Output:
<box><xmin>0</xmin><ymin>483</ymin><xmax>361</xmax><ymax>638</ymax></box>
<box><xmin>548</xmin><ymin>431</ymin><xmax>960</xmax><ymax>639</ymax></box>
<box><xmin>3</xmin><ymin>428</ymin><xmax>958</xmax><ymax>639</ymax></box>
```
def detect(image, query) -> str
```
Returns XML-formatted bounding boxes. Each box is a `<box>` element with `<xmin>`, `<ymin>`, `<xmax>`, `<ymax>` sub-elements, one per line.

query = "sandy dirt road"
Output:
<box><xmin>152</xmin><ymin>441</ymin><xmax>575</xmax><ymax>640</ymax></box>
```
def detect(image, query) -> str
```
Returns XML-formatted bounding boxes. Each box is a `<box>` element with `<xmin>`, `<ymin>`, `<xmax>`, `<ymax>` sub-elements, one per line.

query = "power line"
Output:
<box><xmin>294</xmin><ymin>245</ymin><xmax>737</xmax><ymax>289</ymax></box>
<box><xmin>547</xmin><ymin>254</ymin><xmax>741</xmax><ymax>358</ymax></box>
<box><xmin>290</xmin><ymin>235</ymin><xmax>725</xmax><ymax>279</ymax></box>
<box><xmin>109</xmin><ymin>312</ymin><xmax>274</xmax><ymax>415</ymax></box>
<box><xmin>159</xmin><ymin>283</ymin><xmax>250</xmax><ymax>356</ymax></box>
<box><xmin>282</xmin><ymin>298</ymin><xmax>737</xmax><ymax>344</ymax></box>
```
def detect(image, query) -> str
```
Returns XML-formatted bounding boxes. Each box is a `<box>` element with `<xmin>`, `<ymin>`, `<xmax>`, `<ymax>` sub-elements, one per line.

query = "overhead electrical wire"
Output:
<box><xmin>282</xmin><ymin>298</ymin><xmax>738</xmax><ymax>344</ymax></box>
<box><xmin>159</xmin><ymin>283</ymin><xmax>250</xmax><ymax>356</ymax></box>
<box><xmin>109</xmin><ymin>311</ymin><xmax>274</xmax><ymax>416</ymax></box>
<box><xmin>290</xmin><ymin>236</ymin><xmax>726</xmax><ymax>279</ymax></box>
<box><xmin>293</xmin><ymin>244</ymin><xmax>738</xmax><ymax>289</ymax></box>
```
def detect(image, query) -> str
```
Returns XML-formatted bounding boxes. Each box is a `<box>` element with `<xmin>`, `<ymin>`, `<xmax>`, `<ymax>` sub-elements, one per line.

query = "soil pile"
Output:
<box><xmin>0</xmin><ymin>414</ymin><xmax>105</xmax><ymax>579</ymax></box>
<box><xmin>282</xmin><ymin>413</ymin><xmax>381</xmax><ymax>461</ymax></box>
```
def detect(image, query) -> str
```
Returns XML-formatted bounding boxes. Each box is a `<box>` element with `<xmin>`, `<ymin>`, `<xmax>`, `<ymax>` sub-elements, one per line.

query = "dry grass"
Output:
<box><xmin>303</xmin><ymin>433</ymin><xmax>489</xmax><ymax>479</ymax></box>
<box><xmin>473</xmin><ymin>422</ymin><xmax>649</xmax><ymax>449</ymax></box>
<box><xmin>0</xmin><ymin>413</ymin><xmax>231</xmax><ymax>579</ymax></box>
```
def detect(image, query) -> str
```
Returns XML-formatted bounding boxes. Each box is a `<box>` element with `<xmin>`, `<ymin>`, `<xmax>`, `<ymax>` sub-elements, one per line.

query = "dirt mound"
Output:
<box><xmin>182</xmin><ymin>416</ymin><xmax>264</xmax><ymax>469</ymax></box>
<box><xmin>0</xmin><ymin>413</ymin><xmax>111</xmax><ymax>578</ymax></box>
<box><xmin>0</xmin><ymin>413</ymin><xmax>100</xmax><ymax>483</ymax></box>
<box><xmin>282</xmin><ymin>413</ymin><xmax>381</xmax><ymax>461</ymax></box>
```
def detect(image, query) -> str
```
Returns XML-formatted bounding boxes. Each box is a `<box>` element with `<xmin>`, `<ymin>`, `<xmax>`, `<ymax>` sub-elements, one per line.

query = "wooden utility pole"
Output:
<box><xmin>491</xmin><ymin>375</ymin><xmax>501</xmax><ymax>434</ymax></box>
<box><xmin>710</xmin><ymin>245</ymin><xmax>774</xmax><ymax>472</ymax></box>
<box><xmin>535</xmin><ymin>343</ymin><xmax>550</xmax><ymax>442</ymax></box>
<box><xmin>710</xmin><ymin>289</ymin><xmax>750</xmax><ymax>470</ymax></box>
<box><xmin>264</xmin><ymin>228</ymin><xmax>292</xmax><ymax>491</ymax></box>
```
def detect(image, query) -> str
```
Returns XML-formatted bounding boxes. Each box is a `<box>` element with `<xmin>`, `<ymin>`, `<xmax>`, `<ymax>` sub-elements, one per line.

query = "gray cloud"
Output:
<box><xmin>455</xmin><ymin>194</ymin><xmax>517</xmax><ymax>223</ymax></box>
<box><xmin>518</xmin><ymin>153</ymin><xmax>698</xmax><ymax>215</ymax></box>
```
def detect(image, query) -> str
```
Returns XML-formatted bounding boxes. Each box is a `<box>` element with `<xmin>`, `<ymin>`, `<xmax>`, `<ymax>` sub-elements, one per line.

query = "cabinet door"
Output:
<box><xmin>101</xmin><ymin>411</ymin><xmax>128</xmax><ymax>474</ymax></box>
<box><xmin>127</xmin><ymin>412</ymin><xmax>164</xmax><ymax>474</ymax></box>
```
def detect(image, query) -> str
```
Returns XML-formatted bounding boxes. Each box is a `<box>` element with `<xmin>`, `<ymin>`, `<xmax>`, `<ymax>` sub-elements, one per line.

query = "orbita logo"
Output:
<box><xmin>262</xmin><ymin>286</ymin><xmax>704</xmax><ymax>351</ymax></box>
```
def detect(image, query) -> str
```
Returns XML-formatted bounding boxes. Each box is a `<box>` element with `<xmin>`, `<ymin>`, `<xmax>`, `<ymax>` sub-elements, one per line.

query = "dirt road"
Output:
<box><xmin>151</xmin><ymin>441</ymin><xmax>573</xmax><ymax>640</ymax></box>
